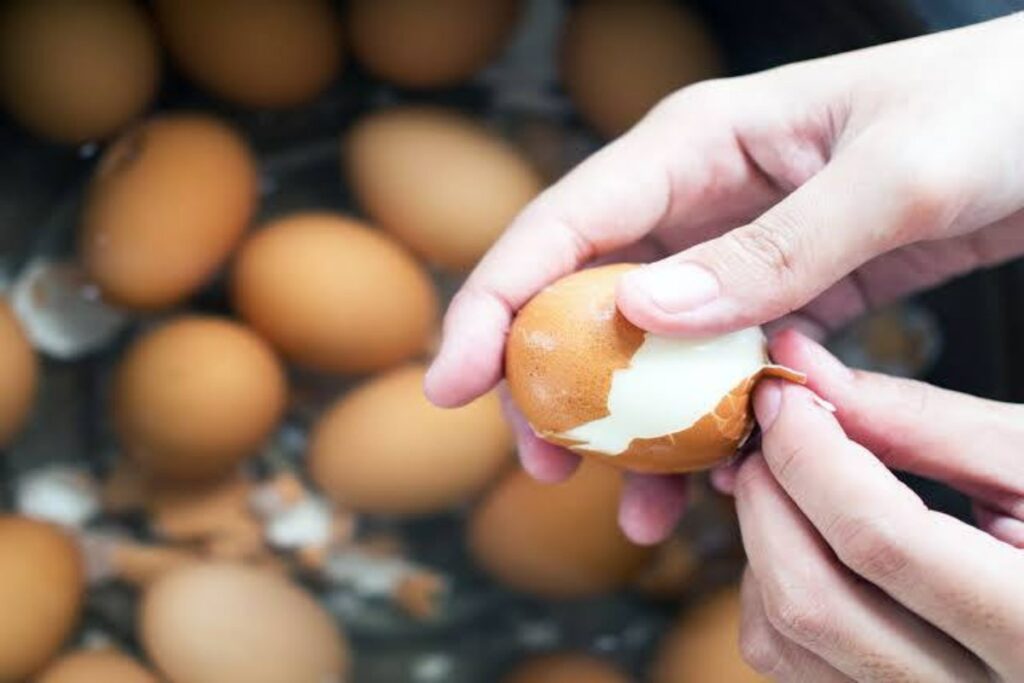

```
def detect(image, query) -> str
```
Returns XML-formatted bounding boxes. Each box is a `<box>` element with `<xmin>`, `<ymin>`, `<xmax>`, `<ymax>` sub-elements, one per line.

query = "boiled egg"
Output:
<box><xmin>0</xmin><ymin>298</ymin><xmax>37</xmax><ymax>447</ymax></box>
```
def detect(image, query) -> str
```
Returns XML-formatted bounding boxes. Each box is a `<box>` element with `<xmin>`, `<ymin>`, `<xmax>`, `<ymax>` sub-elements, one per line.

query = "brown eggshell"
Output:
<box><xmin>141</xmin><ymin>563</ymin><xmax>349</xmax><ymax>683</ymax></box>
<box><xmin>0</xmin><ymin>0</ymin><xmax>160</xmax><ymax>143</ymax></box>
<box><xmin>348</xmin><ymin>0</ymin><xmax>521</xmax><ymax>88</ymax></box>
<box><xmin>113</xmin><ymin>317</ymin><xmax>287</xmax><ymax>482</ymax></box>
<box><xmin>562</xmin><ymin>0</ymin><xmax>722</xmax><ymax>137</ymax></box>
<box><xmin>652</xmin><ymin>588</ymin><xmax>769</xmax><ymax>683</ymax></box>
<box><xmin>506</xmin><ymin>264</ymin><xmax>802</xmax><ymax>474</ymax></box>
<box><xmin>345</xmin><ymin>107</ymin><xmax>543</xmax><ymax>270</ymax></box>
<box><xmin>81</xmin><ymin>114</ymin><xmax>257</xmax><ymax>310</ymax></box>
<box><xmin>468</xmin><ymin>460</ymin><xmax>653</xmax><ymax>599</ymax></box>
<box><xmin>35</xmin><ymin>649</ymin><xmax>158</xmax><ymax>683</ymax></box>
<box><xmin>0</xmin><ymin>298</ymin><xmax>37</xmax><ymax>446</ymax></box>
<box><xmin>502</xmin><ymin>654</ymin><xmax>632</xmax><ymax>683</ymax></box>
<box><xmin>155</xmin><ymin>0</ymin><xmax>343</xmax><ymax>108</ymax></box>
<box><xmin>0</xmin><ymin>516</ymin><xmax>84</xmax><ymax>682</ymax></box>
<box><xmin>231</xmin><ymin>212</ymin><xmax>439</xmax><ymax>374</ymax></box>
<box><xmin>309</xmin><ymin>364</ymin><xmax>512</xmax><ymax>515</ymax></box>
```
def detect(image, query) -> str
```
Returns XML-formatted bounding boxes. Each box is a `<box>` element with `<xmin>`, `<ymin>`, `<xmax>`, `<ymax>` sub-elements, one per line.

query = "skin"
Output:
<box><xmin>426</xmin><ymin>12</ymin><xmax>1024</xmax><ymax>680</ymax></box>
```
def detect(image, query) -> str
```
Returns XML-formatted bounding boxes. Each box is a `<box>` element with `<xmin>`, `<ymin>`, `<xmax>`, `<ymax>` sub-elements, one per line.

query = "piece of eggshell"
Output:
<box><xmin>35</xmin><ymin>648</ymin><xmax>159</xmax><ymax>683</ymax></box>
<box><xmin>345</xmin><ymin>107</ymin><xmax>543</xmax><ymax>270</ymax></box>
<box><xmin>309</xmin><ymin>363</ymin><xmax>512</xmax><ymax>515</ymax></box>
<box><xmin>505</xmin><ymin>264</ymin><xmax>803</xmax><ymax>474</ymax></box>
<box><xmin>0</xmin><ymin>516</ymin><xmax>84</xmax><ymax>682</ymax></box>
<box><xmin>0</xmin><ymin>298</ymin><xmax>37</xmax><ymax>447</ymax></box>
<box><xmin>154</xmin><ymin>0</ymin><xmax>343</xmax><ymax>108</ymax></box>
<box><xmin>81</xmin><ymin>114</ymin><xmax>257</xmax><ymax>310</ymax></box>
<box><xmin>468</xmin><ymin>460</ymin><xmax>653</xmax><ymax>599</ymax></box>
<box><xmin>652</xmin><ymin>588</ymin><xmax>769</xmax><ymax>683</ymax></box>
<box><xmin>501</xmin><ymin>654</ymin><xmax>632</xmax><ymax>683</ymax></box>
<box><xmin>113</xmin><ymin>317</ymin><xmax>287</xmax><ymax>482</ymax></box>
<box><xmin>562</xmin><ymin>0</ymin><xmax>722</xmax><ymax>137</ymax></box>
<box><xmin>0</xmin><ymin>0</ymin><xmax>160</xmax><ymax>143</ymax></box>
<box><xmin>231</xmin><ymin>212</ymin><xmax>438</xmax><ymax>374</ymax></box>
<box><xmin>141</xmin><ymin>563</ymin><xmax>349</xmax><ymax>683</ymax></box>
<box><xmin>348</xmin><ymin>0</ymin><xmax>521</xmax><ymax>88</ymax></box>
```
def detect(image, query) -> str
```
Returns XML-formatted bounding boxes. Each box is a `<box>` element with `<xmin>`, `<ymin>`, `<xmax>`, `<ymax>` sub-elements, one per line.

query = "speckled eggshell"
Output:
<box><xmin>468</xmin><ymin>460</ymin><xmax>653</xmax><ymax>599</ymax></box>
<box><xmin>505</xmin><ymin>264</ymin><xmax>801</xmax><ymax>474</ymax></box>
<box><xmin>652</xmin><ymin>588</ymin><xmax>769</xmax><ymax>683</ymax></box>
<box><xmin>0</xmin><ymin>298</ymin><xmax>37</xmax><ymax>447</ymax></box>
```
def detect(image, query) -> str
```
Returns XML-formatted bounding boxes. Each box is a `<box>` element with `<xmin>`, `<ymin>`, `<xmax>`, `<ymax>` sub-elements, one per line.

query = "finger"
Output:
<box><xmin>755</xmin><ymin>380</ymin><xmax>1024</xmax><ymax>677</ymax></box>
<box><xmin>616</xmin><ymin>138</ymin><xmax>966</xmax><ymax>336</ymax></box>
<box><xmin>425</xmin><ymin>93</ymin><xmax>776</xmax><ymax>408</ymax></box>
<box><xmin>499</xmin><ymin>388</ymin><xmax>579</xmax><ymax>483</ymax></box>
<box><xmin>739</xmin><ymin>569</ymin><xmax>856</xmax><ymax>683</ymax></box>
<box><xmin>973</xmin><ymin>502</ymin><xmax>1024</xmax><ymax>549</ymax></box>
<box><xmin>769</xmin><ymin>329</ymin><xmax>1024</xmax><ymax>507</ymax></box>
<box><xmin>617</xmin><ymin>473</ymin><xmax>687</xmax><ymax>546</ymax></box>
<box><xmin>735</xmin><ymin>454</ymin><xmax>985</xmax><ymax>682</ymax></box>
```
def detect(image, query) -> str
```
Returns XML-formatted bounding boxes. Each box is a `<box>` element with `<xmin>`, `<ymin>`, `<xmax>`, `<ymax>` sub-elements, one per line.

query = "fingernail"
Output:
<box><xmin>630</xmin><ymin>262</ymin><xmax>720</xmax><ymax>314</ymax></box>
<box><xmin>754</xmin><ymin>381</ymin><xmax>782</xmax><ymax>430</ymax></box>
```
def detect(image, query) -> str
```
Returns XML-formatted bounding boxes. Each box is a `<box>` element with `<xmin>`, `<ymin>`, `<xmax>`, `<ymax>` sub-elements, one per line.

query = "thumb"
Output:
<box><xmin>770</xmin><ymin>329</ymin><xmax>1024</xmax><ymax>507</ymax></box>
<box><xmin>616</xmin><ymin>145</ymin><xmax>959</xmax><ymax>335</ymax></box>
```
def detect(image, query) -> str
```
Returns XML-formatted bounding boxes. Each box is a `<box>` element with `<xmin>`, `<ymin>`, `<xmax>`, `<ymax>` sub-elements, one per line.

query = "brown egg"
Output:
<box><xmin>346</xmin><ymin>107</ymin><xmax>543</xmax><ymax>270</ymax></box>
<box><xmin>141</xmin><ymin>563</ymin><xmax>349</xmax><ymax>683</ymax></box>
<box><xmin>231</xmin><ymin>212</ymin><xmax>438</xmax><ymax>374</ymax></box>
<box><xmin>653</xmin><ymin>588</ymin><xmax>768</xmax><ymax>683</ymax></box>
<box><xmin>563</xmin><ymin>0</ymin><xmax>722</xmax><ymax>137</ymax></box>
<box><xmin>0</xmin><ymin>516</ymin><xmax>84</xmax><ymax>682</ymax></box>
<box><xmin>503</xmin><ymin>654</ymin><xmax>632</xmax><ymax>683</ymax></box>
<box><xmin>36</xmin><ymin>649</ymin><xmax>158</xmax><ymax>683</ymax></box>
<box><xmin>468</xmin><ymin>460</ymin><xmax>652</xmax><ymax>599</ymax></box>
<box><xmin>0</xmin><ymin>298</ymin><xmax>37</xmax><ymax>446</ymax></box>
<box><xmin>0</xmin><ymin>0</ymin><xmax>159</xmax><ymax>143</ymax></box>
<box><xmin>113</xmin><ymin>317</ymin><xmax>287</xmax><ymax>482</ymax></box>
<box><xmin>309</xmin><ymin>364</ymin><xmax>512</xmax><ymax>515</ymax></box>
<box><xmin>81</xmin><ymin>114</ymin><xmax>258</xmax><ymax>310</ymax></box>
<box><xmin>505</xmin><ymin>264</ymin><xmax>802</xmax><ymax>474</ymax></box>
<box><xmin>348</xmin><ymin>0</ymin><xmax>520</xmax><ymax>88</ymax></box>
<box><xmin>155</xmin><ymin>0</ymin><xmax>343</xmax><ymax>108</ymax></box>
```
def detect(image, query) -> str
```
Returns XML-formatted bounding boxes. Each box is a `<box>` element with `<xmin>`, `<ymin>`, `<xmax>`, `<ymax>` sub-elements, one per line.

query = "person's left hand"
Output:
<box><xmin>721</xmin><ymin>329</ymin><xmax>1024</xmax><ymax>682</ymax></box>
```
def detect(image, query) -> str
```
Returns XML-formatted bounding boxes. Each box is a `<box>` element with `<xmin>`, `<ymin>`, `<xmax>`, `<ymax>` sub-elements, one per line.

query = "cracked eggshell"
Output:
<box><xmin>0</xmin><ymin>298</ymin><xmax>37</xmax><ymax>447</ymax></box>
<box><xmin>468</xmin><ymin>460</ymin><xmax>653</xmax><ymax>599</ymax></box>
<box><xmin>36</xmin><ymin>648</ymin><xmax>158</xmax><ymax>683</ymax></box>
<box><xmin>505</xmin><ymin>264</ymin><xmax>802</xmax><ymax>474</ymax></box>
<box><xmin>141</xmin><ymin>563</ymin><xmax>349</xmax><ymax>683</ymax></box>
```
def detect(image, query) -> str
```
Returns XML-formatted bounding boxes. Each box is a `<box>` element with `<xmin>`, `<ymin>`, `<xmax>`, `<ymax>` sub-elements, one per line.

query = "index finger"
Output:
<box><xmin>755</xmin><ymin>380</ymin><xmax>1024</xmax><ymax>677</ymax></box>
<box><xmin>423</xmin><ymin>95</ymin><xmax>761</xmax><ymax>407</ymax></box>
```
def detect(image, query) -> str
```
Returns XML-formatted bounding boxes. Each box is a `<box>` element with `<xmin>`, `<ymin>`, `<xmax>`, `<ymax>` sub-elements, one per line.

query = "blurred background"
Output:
<box><xmin>0</xmin><ymin>1</ymin><xmax>1021</xmax><ymax>682</ymax></box>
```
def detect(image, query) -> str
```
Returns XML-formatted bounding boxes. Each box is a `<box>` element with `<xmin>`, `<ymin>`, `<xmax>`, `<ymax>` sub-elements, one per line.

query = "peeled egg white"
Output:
<box><xmin>505</xmin><ymin>264</ymin><xmax>801</xmax><ymax>474</ymax></box>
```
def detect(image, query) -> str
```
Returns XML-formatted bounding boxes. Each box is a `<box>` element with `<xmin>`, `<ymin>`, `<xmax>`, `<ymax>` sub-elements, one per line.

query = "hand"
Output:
<box><xmin>727</xmin><ymin>330</ymin><xmax>1024</xmax><ymax>682</ymax></box>
<box><xmin>425</xmin><ymin>14</ymin><xmax>1024</xmax><ymax>543</ymax></box>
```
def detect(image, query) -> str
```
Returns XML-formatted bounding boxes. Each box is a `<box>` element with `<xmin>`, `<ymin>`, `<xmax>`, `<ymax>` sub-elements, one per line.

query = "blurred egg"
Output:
<box><xmin>563</xmin><ymin>0</ymin><xmax>722</xmax><ymax>137</ymax></box>
<box><xmin>0</xmin><ymin>0</ymin><xmax>159</xmax><ymax>143</ymax></box>
<box><xmin>0</xmin><ymin>516</ymin><xmax>84</xmax><ymax>682</ymax></box>
<box><xmin>155</xmin><ymin>0</ymin><xmax>343</xmax><ymax>108</ymax></box>
<box><xmin>502</xmin><ymin>654</ymin><xmax>632</xmax><ymax>683</ymax></box>
<box><xmin>346</xmin><ymin>107</ymin><xmax>543</xmax><ymax>270</ymax></box>
<box><xmin>468</xmin><ymin>460</ymin><xmax>653</xmax><ymax>599</ymax></box>
<box><xmin>81</xmin><ymin>114</ymin><xmax>258</xmax><ymax>310</ymax></box>
<box><xmin>348</xmin><ymin>0</ymin><xmax>521</xmax><ymax>88</ymax></box>
<box><xmin>309</xmin><ymin>364</ymin><xmax>512</xmax><ymax>515</ymax></box>
<box><xmin>36</xmin><ymin>649</ymin><xmax>158</xmax><ymax>683</ymax></box>
<box><xmin>141</xmin><ymin>563</ymin><xmax>349</xmax><ymax>683</ymax></box>
<box><xmin>652</xmin><ymin>588</ymin><xmax>768</xmax><ymax>683</ymax></box>
<box><xmin>231</xmin><ymin>212</ymin><xmax>438</xmax><ymax>374</ymax></box>
<box><xmin>113</xmin><ymin>317</ymin><xmax>287</xmax><ymax>482</ymax></box>
<box><xmin>0</xmin><ymin>298</ymin><xmax>37</xmax><ymax>446</ymax></box>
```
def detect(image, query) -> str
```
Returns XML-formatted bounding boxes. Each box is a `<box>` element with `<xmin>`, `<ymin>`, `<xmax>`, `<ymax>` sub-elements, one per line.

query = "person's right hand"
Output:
<box><xmin>426</xmin><ymin>13</ymin><xmax>1024</xmax><ymax>543</ymax></box>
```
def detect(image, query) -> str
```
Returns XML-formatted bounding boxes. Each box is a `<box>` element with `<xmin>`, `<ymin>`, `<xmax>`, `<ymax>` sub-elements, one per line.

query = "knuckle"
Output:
<box><xmin>763</xmin><ymin>585</ymin><xmax>831</xmax><ymax>645</ymax></box>
<box><xmin>832</xmin><ymin>514</ymin><xmax>910</xmax><ymax>582</ymax></box>
<box><xmin>727</xmin><ymin>218</ymin><xmax>800</xmax><ymax>282</ymax></box>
